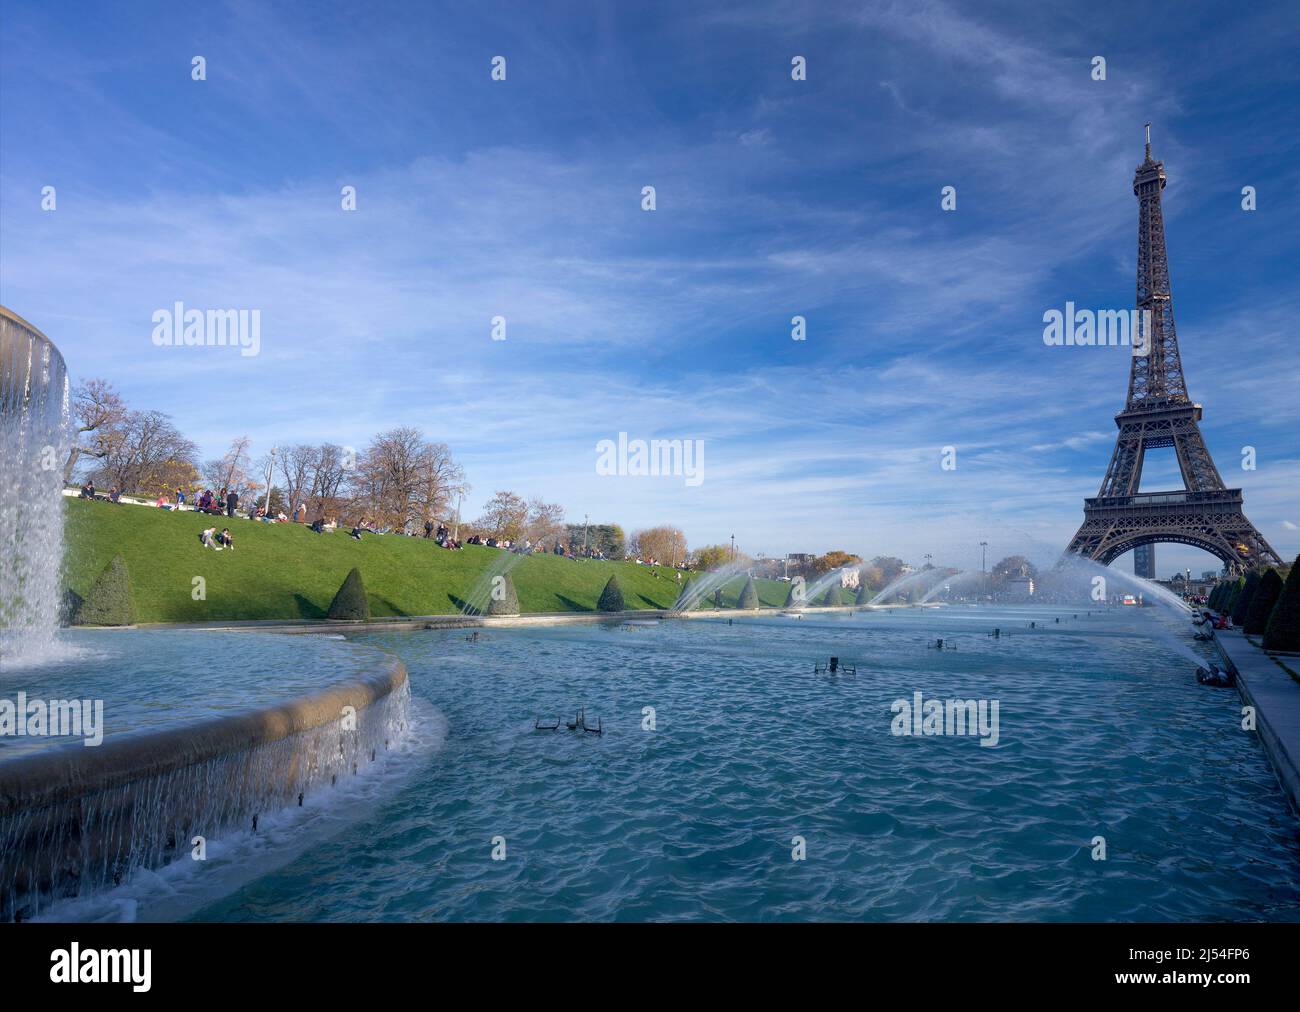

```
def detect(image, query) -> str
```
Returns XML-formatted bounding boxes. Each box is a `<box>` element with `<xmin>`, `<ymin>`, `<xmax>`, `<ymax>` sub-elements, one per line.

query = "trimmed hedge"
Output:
<box><xmin>1224</xmin><ymin>575</ymin><xmax>1245</xmax><ymax>615</ymax></box>
<box><xmin>73</xmin><ymin>554</ymin><xmax>136</xmax><ymax>626</ymax></box>
<box><xmin>597</xmin><ymin>576</ymin><xmax>625</xmax><ymax>612</ymax></box>
<box><xmin>855</xmin><ymin>583</ymin><xmax>870</xmax><ymax>606</ymax></box>
<box><xmin>1263</xmin><ymin>557</ymin><xmax>1300</xmax><ymax>652</ymax></box>
<box><xmin>327</xmin><ymin>567</ymin><xmax>370</xmax><ymax>621</ymax></box>
<box><xmin>738</xmin><ymin>576</ymin><xmax>760</xmax><ymax>609</ymax></box>
<box><xmin>486</xmin><ymin>572</ymin><xmax>520</xmax><ymax>616</ymax></box>
<box><xmin>783</xmin><ymin>582</ymin><xmax>804</xmax><ymax>607</ymax></box>
<box><xmin>1231</xmin><ymin>572</ymin><xmax>1258</xmax><ymax>625</ymax></box>
<box><xmin>1244</xmin><ymin>569</ymin><xmax>1284</xmax><ymax>635</ymax></box>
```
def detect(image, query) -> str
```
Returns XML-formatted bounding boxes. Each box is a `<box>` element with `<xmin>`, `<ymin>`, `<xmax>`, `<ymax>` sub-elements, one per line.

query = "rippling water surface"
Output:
<box><xmin>0</xmin><ymin>629</ymin><xmax>380</xmax><ymax>755</ymax></box>
<box><xmin>191</xmin><ymin>605</ymin><xmax>1300</xmax><ymax>921</ymax></box>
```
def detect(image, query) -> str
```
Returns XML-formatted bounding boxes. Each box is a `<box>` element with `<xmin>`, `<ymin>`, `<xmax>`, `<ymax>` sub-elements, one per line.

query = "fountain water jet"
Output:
<box><xmin>0</xmin><ymin>308</ymin><xmax>71</xmax><ymax>669</ymax></box>
<box><xmin>672</xmin><ymin>562</ymin><xmax>749</xmax><ymax>612</ymax></box>
<box><xmin>867</xmin><ymin>568</ymin><xmax>950</xmax><ymax>606</ymax></box>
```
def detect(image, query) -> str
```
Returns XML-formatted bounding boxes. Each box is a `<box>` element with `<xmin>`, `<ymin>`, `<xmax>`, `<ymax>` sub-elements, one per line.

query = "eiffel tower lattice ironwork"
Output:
<box><xmin>1065</xmin><ymin>126</ymin><xmax>1280</xmax><ymax>575</ymax></box>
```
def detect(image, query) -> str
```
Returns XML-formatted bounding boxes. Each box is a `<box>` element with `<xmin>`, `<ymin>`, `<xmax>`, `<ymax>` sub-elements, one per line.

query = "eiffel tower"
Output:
<box><xmin>1065</xmin><ymin>126</ymin><xmax>1280</xmax><ymax>575</ymax></box>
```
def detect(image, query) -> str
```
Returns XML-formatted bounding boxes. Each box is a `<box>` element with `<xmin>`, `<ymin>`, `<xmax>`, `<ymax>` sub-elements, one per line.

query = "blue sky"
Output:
<box><xmin>2</xmin><ymin>0</ymin><xmax>1297</xmax><ymax>576</ymax></box>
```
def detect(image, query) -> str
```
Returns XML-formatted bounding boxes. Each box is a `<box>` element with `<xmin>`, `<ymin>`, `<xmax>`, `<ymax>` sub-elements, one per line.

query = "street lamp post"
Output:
<box><xmin>979</xmin><ymin>540</ymin><xmax>989</xmax><ymax>596</ymax></box>
<box><xmin>263</xmin><ymin>447</ymin><xmax>278</xmax><ymax>518</ymax></box>
<box><xmin>582</xmin><ymin>513</ymin><xmax>590</xmax><ymax>553</ymax></box>
<box><xmin>730</xmin><ymin>534</ymin><xmax>736</xmax><ymax>562</ymax></box>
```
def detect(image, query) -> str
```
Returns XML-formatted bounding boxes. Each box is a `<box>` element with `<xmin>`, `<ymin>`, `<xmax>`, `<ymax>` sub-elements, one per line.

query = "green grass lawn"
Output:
<box><xmin>63</xmin><ymin>499</ymin><xmax>818</xmax><ymax>623</ymax></box>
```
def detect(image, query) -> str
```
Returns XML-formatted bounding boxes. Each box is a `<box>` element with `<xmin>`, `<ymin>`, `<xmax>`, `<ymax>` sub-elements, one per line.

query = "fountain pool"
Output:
<box><xmin>58</xmin><ymin>602</ymin><xmax>1295</xmax><ymax>923</ymax></box>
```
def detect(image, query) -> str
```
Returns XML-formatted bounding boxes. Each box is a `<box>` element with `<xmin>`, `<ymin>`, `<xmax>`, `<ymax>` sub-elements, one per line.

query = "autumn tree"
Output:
<box><xmin>476</xmin><ymin>490</ymin><xmax>529</xmax><ymax>541</ymax></box>
<box><xmin>870</xmin><ymin>556</ymin><xmax>908</xmax><ymax>584</ymax></box>
<box><xmin>811</xmin><ymin>551</ymin><xmax>861</xmax><ymax>576</ymax></box>
<box><xmin>89</xmin><ymin>410</ymin><xmax>198</xmax><ymax>496</ymax></box>
<box><xmin>633</xmin><ymin>526</ymin><xmax>688</xmax><ymax>566</ymax></box>
<box><xmin>857</xmin><ymin>564</ymin><xmax>885</xmax><ymax>591</ymax></box>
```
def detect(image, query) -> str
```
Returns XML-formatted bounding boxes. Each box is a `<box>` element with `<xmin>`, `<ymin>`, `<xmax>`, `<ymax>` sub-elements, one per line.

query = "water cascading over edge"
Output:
<box><xmin>0</xmin><ymin>307</ymin><xmax>70</xmax><ymax>668</ymax></box>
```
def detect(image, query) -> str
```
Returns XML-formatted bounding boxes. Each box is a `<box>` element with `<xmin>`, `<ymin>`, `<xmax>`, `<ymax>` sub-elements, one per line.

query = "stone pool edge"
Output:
<box><xmin>0</xmin><ymin>651</ymin><xmax>408</xmax><ymax>814</ymax></box>
<box><xmin>1213</xmin><ymin>629</ymin><xmax>1300</xmax><ymax>817</ymax></box>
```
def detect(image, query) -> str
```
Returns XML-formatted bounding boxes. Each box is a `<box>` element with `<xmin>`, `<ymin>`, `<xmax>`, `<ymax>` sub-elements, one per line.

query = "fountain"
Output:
<box><xmin>459</xmin><ymin>549</ymin><xmax>524</xmax><ymax>615</ymax></box>
<box><xmin>671</xmin><ymin>561</ymin><xmax>749</xmax><ymax>612</ymax></box>
<box><xmin>0</xmin><ymin>307</ymin><xmax>70</xmax><ymax>668</ymax></box>
<box><xmin>798</xmin><ymin>565</ymin><xmax>857</xmax><ymax>608</ymax></box>
<box><xmin>917</xmin><ymin>569</ymin><xmax>982</xmax><ymax>603</ymax></box>
<box><xmin>867</xmin><ymin>567</ymin><xmax>950</xmax><ymax>606</ymax></box>
<box><xmin>0</xmin><ymin>308</ymin><xmax>415</xmax><ymax>921</ymax></box>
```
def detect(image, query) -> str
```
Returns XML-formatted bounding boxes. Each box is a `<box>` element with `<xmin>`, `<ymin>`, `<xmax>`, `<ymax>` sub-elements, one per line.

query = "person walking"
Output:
<box><xmin>226</xmin><ymin>489</ymin><xmax>239</xmax><ymax>518</ymax></box>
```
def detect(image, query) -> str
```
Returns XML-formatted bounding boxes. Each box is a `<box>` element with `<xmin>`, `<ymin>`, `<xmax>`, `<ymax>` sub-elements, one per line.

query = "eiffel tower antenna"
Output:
<box><xmin>1065</xmin><ymin>129</ymin><xmax>1280</xmax><ymax>575</ymax></box>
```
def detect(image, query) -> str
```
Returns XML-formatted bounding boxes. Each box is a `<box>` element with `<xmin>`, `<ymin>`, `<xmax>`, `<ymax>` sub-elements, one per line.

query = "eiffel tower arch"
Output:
<box><xmin>1065</xmin><ymin>127</ymin><xmax>1280</xmax><ymax>576</ymax></box>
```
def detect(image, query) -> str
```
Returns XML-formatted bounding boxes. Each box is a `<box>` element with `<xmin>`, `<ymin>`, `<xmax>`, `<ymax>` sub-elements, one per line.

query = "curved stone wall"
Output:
<box><xmin>0</xmin><ymin>651</ymin><xmax>409</xmax><ymax>921</ymax></box>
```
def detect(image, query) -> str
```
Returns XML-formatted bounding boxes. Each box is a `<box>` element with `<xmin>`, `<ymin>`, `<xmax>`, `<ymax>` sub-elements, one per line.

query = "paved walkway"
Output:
<box><xmin>1214</xmin><ymin>628</ymin><xmax>1300</xmax><ymax>816</ymax></box>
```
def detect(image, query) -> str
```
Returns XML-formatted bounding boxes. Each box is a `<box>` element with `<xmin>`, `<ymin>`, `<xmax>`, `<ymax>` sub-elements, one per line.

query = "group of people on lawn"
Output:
<box><xmin>80</xmin><ymin>482</ymin><xmax>617</xmax><ymax>562</ymax></box>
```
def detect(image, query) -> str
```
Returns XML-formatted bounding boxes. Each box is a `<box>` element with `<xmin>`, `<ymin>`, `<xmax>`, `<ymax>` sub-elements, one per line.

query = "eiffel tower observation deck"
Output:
<box><xmin>1065</xmin><ymin>126</ymin><xmax>1280</xmax><ymax>575</ymax></box>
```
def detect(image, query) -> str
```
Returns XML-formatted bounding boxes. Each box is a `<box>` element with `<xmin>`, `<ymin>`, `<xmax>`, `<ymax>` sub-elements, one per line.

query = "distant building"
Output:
<box><xmin>1133</xmin><ymin>543</ymin><xmax>1155</xmax><ymax>579</ymax></box>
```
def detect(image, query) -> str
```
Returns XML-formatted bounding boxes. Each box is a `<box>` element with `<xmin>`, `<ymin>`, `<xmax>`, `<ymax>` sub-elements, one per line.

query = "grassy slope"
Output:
<box><xmin>64</xmin><ymin>499</ymin><xmax>824</xmax><ymax>623</ymax></box>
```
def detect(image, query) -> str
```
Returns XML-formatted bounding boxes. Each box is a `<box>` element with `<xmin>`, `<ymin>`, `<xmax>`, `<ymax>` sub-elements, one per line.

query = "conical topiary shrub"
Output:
<box><xmin>597</xmin><ymin>575</ymin><xmax>625</xmax><ymax>612</ymax></box>
<box><xmin>1264</xmin><ymin>557</ymin><xmax>1300</xmax><ymax>652</ymax></box>
<box><xmin>1231</xmin><ymin>571</ymin><xmax>1260</xmax><ymax>626</ymax></box>
<box><xmin>1209</xmin><ymin>582</ymin><xmax>1225</xmax><ymax>611</ymax></box>
<box><xmin>1224</xmin><ymin>575</ymin><xmax>1245</xmax><ymax>616</ymax></box>
<box><xmin>713</xmin><ymin>588</ymin><xmax>724</xmax><ymax>608</ymax></box>
<box><xmin>73</xmin><ymin>555</ymin><xmax>136</xmax><ymax>626</ymax></box>
<box><xmin>1245</xmin><ymin>568</ymin><xmax>1284</xmax><ymax>636</ymax></box>
<box><xmin>819</xmin><ymin>587</ymin><xmax>837</xmax><ymax>607</ymax></box>
<box><xmin>486</xmin><ymin>572</ymin><xmax>520</xmax><ymax>616</ymax></box>
<box><xmin>783</xmin><ymin>581</ymin><xmax>804</xmax><ymax>608</ymax></box>
<box><xmin>327</xmin><ymin>567</ymin><xmax>370</xmax><ymax>621</ymax></box>
<box><xmin>738</xmin><ymin>576</ymin><xmax>759</xmax><ymax>609</ymax></box>
<box><xmin>854</xmin><ymin>583</ymin><xmax>870</xmax><ymax>606</ymax></box>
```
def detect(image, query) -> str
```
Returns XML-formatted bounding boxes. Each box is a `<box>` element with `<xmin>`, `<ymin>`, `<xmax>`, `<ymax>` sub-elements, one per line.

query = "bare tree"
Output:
<box><xmin>349</xmin><ymin>428</ymin><xmax>467</xmax><ymax>532</ymax></box>
<box><xmin>277</xmin><ymin>444</ymin><xmax>317</xmax><ymax>519</ymax></box>
<box><xmin>525</xmin><ymin>497</ymin><xmax>566</xmax><ymax>546</ymax></box>
<box><xmin>90</xmin><ymin>410</ymin><xmax>198</xmax><ymax>496</ymax></box>
<box><xmin>202</xmin><ymin>436</ymin><xmax>255</xmax><ymax>497</ymax></box>
<box><xmin>309</xmin><ymin>443</ymin><xmax>350</xmax><ymax>520</ymax></box>
<box><xmin>63</xmin><ymin>379</ymin><xmax>128</xmax><ymax>481</ymax></box>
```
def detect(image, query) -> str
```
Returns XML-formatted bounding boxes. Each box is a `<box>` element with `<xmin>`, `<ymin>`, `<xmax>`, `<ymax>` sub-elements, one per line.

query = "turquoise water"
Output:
<box><xmin>0</xmin><ymin>629</ymin><xmax>377</xmax><ymax>756</ymax></box>
<box><xmin>179</xmin><ymin>605</ymin><xmax>1300</xmax><ymax>922</ymax></box>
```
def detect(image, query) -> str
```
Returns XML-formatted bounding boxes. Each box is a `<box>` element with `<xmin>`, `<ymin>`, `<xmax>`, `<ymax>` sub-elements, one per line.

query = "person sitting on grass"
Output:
<box><xmin>350</xmin><ymin>518</ymin><xmax>365</xmax><ymax>540</ymax></box>
<box><xmin>108</xmin><ymin>486</ymin><xmax>122</xmax><ymax>503</ymax></box>
<box><xmin>199</xmin><ymin>526</ymin><xmax>222</xmax><ymax>551</ymax></box>
<box><xmin>310</xmin><ymin>517</ymin><xmax>326</xmax><ymax>534</ymax></box>
<box><xmin>216</xmin><ymin>528</ymin><xmax>235</xmax><ymax>550</ymax></box>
